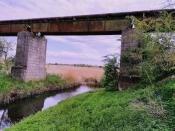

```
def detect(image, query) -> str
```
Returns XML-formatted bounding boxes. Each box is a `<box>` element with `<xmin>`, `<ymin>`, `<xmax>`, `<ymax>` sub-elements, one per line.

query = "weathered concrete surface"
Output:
<box><xmin>119</xmin><ymin>28</ymin><xmax>140</xmax><ymax>89</ymax></box>
<box><xmin>11</xmin><ymin>31</ymin><xmax>47</xmax><ymax>81</ymax></box>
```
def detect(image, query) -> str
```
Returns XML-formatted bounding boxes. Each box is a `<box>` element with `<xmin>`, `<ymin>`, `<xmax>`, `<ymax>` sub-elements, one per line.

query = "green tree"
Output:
<box><xmin>101</xmin><ymin>55</ymin><xmax>119</xmax><ymax>91</ymax></box>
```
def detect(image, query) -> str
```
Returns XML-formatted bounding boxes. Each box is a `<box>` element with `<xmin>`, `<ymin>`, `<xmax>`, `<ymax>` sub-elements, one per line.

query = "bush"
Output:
<box><xmin>154</xmin><ymin>80</ymin><xmax>175</xmax><ymax>101</ymax></box>
<box><xmin>101</xmin><ymin>55</ymin><xmax>119</xmax><ymax>91</ymax></box>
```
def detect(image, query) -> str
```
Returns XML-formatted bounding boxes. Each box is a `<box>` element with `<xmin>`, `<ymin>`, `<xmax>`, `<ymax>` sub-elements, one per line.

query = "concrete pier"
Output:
<box><xmin>11</xmin><ymin>31</ymin><xmax>47</xmax><ymax>81</ymax></box>
<box><xmin>119</xmin><ymin>29</ymin><xmax>140</xmax><ymax>89</ymax></box>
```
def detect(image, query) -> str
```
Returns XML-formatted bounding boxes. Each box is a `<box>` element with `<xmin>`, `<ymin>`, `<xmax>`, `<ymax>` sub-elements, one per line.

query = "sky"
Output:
<box><xmin>0</xmin><ymin>0</ymin><xmax>174</xmax><ymax>65</ymax></box>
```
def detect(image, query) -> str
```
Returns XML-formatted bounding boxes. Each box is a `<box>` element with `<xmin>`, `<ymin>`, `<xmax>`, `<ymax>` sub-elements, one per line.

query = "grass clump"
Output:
<box><xmin>44</xmin><ymin>74</ymin><xmax>67</xmax><ymax>87</ymax></box>
<box><xmin>6</xmin><ymin>79</ymin><xmax>175</xmax><ymax>131</ymax></box>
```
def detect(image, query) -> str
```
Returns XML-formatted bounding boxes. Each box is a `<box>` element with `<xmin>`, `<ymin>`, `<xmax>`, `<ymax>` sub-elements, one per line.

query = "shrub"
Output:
<box><xmin>101</xmin><ymin>55</ymin><xmax>119</xmax><ymax>91</ymax></box>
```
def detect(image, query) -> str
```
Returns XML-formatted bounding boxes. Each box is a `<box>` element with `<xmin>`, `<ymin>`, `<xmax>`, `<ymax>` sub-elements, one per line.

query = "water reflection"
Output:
<box><xmin>0</xmin><ymin>86</ymin><xmax>93</xmax><ymax>130</ymax></box>
<box><xmin>43</xmin><ymin>86</ymin><xmax>92</xmax><ymax>110</ymax></box>
<box><xmin>0</xmin><ymin>110</ymin><xmax>11</xmax><ymax>129</ymax></box>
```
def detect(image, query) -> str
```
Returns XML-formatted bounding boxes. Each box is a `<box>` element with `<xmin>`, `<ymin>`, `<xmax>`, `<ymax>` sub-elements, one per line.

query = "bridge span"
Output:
<box><xmin>0</xmin><ymin>9</ymin><xmax>174</xmax><ymax>36</ymax></box>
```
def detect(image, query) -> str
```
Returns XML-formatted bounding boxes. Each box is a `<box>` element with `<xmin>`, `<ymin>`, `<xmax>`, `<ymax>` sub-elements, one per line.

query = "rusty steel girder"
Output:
<box><xmin>0</xmin><ymin>19</ymin><xmax>130</xmax><ymax>36</ymax></box>
<box><xmin>0</xmin><ymin>9</ymin><xmax>174</xmax><ymax>36</ymax></box>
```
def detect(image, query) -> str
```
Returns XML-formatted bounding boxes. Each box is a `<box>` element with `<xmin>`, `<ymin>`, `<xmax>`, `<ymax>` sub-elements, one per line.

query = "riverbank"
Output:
<box><xmin>6</xmin><ymin>79</ymin><xmax>175</xmax><ymax>131</ymax></box>
<box><xmin>0</xmin><ymin>85</ymin><xmax>93</xmax><ymax>130</ymax></box>
<box><xmin>0</xmin><ymin>73</ymin><xmax>80</xmax><ymax>105</ymax></box>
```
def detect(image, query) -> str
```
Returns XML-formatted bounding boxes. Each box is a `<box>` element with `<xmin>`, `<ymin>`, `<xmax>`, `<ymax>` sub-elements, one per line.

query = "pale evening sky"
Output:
<box><xmin>0</xmin><ymin>0</ymin><xmax>174</xmax><ymax>65</ymax></box>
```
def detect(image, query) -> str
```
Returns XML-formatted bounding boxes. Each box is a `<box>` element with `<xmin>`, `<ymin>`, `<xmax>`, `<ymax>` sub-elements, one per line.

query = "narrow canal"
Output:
<box><xmin>0</xmin><ymin>85</ymin><xmax>94</xmax><ymax>130</ymax></box>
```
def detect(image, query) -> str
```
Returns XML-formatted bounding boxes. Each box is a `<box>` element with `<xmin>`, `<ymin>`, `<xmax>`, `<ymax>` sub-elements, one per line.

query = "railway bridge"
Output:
<box><xmin>0</xmin><ymin>9</ymin><xmax>174</xmax><ymax>89</ymax></box>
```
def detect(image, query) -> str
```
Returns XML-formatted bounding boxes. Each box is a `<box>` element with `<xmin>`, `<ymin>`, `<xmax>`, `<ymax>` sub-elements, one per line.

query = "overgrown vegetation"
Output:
<box><xmin>127</xmin><ymin>12</ymin><xmax>175</xmax><ymax>84</ymax></box>
<box><xmin>6</xmin><ymin>79</ymin><xmax>175</xmax><ymax>131</ymax></box>
<box><xmin>101</xmin><ymin>55</ymin><xmax>119</xmax><ymax>91</ymax></box>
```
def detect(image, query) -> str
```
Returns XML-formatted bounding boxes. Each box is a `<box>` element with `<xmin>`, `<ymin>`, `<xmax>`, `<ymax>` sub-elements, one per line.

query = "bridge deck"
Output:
<box><xmin>0</xmin><ymin>9</ymin><xmax>174</xmax><ymax>36</ymax></box>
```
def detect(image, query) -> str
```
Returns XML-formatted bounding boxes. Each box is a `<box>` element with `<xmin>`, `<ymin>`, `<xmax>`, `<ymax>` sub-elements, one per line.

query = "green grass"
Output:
<box><xmin>6</xmin><ymin>79</ymin><xmax>175</xmax><ymax>131</ymax></box>
<box><xmin>0</xmin><ymin>73</ymin><xmax>67</xmax><ymax>96</ymax></box>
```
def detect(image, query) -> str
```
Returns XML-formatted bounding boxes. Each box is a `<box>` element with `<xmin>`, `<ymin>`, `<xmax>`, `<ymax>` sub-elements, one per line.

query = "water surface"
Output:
<box><xmin>0</xmin><ymin>85</ymin><xmax>93</xmax><ymax>130</ymax></box>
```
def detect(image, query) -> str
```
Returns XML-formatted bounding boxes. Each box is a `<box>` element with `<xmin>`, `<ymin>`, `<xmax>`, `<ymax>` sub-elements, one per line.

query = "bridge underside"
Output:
<box><xmin>0</xmin><ymin>31</ymin><xmax>123</xmax><ymax>36</ymax></box>
<box><xmin>0</xmin><ymin>19</ymin><xmax>129</xmax><ymax>36</ymax></box>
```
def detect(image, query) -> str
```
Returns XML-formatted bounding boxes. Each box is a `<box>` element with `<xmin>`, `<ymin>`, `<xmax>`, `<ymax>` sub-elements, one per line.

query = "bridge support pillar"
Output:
<box><xmin>11</xmin><ymin>31</ymin><xmax>47</xmax><ymax>81</ymax></box>
<box><xmin>119</xmin><ymin>28</ymin><xmax>140</xmax><ymax>90</ymax></box>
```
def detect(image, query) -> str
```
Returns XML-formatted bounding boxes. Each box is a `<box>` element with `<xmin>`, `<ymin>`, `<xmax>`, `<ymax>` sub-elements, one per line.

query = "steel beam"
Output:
<box><xmin>0</xmin><ymin>9</ymin><xmax>174</xmax><ymax>36</ymax></box>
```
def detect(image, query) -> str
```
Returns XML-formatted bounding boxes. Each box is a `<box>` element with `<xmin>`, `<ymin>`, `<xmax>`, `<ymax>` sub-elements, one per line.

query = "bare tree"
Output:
<box><xmin>0</xmin><ymin>39</ymin><xmax>13</xmax><ymax>61</ymax></box>
<box><xmin>0</xmin><ymin>38</ymin><xmax>15</xmax><ymax>73</ymax></box>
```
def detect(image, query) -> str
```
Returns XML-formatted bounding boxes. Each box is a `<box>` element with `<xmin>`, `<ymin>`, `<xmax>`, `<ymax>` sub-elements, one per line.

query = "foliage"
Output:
<box><xmin>126</xmin><ymin>12</ymin><xmax>175</xmax><ymax>84</ymax></box>
<box><xmin>101</xmin><ymin>55</ymin><xmax>119</xmax><ymax>91</ymax></box>
<box><xmin>6</xmin><ymin>79</ymin><xmax>175</xmax><ymax>131</ymax></box>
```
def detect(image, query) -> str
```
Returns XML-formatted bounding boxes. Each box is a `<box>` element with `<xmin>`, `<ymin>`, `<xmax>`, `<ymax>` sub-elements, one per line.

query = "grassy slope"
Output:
<box><xmin>7</xmin><ymin>79</ymin><xmax>175</xmax><ymax>131</ymax></box>
<box><xmin>0</xmin><ymin>74</ymin><xmax>67</xmax><ymax>96</ymax></box>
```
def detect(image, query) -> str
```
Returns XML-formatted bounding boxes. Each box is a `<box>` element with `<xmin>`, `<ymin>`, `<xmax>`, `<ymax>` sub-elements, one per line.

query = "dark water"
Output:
<box><xmin>0</xmin><ymin>85</ymin><xmax>93</xmax><ymax>130</ymax></box>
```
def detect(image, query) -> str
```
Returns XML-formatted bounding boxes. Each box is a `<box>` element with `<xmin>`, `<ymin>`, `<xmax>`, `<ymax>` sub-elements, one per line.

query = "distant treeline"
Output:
<box><xmin>48</xmin><ymin>63</ymin><xmax>103</xmax><ymax>68</ymax></box>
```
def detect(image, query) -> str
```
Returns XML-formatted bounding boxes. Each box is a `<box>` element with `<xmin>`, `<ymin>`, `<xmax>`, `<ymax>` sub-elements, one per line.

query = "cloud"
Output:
<box><xmin>0</xmin><ymin>0</ymin><xmax>171</xmax><ymax>65</ymax></box>
<box><xmin>46</xmin><ymin>35</ymin><xmax>120</xmax><ymax>65</ymax></box>
<box><xmin>0</xmin><ymin>0</ymin><xmax>166</xmax><ymax>20</ymax></box>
